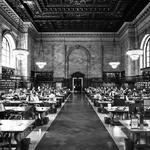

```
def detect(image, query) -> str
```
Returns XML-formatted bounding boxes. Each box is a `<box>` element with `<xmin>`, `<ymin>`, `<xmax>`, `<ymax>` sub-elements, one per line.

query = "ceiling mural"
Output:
<box><xmin>4</xmin><ymin>0</ymin><xmax>149</xmax><ymax>32</ymax></box>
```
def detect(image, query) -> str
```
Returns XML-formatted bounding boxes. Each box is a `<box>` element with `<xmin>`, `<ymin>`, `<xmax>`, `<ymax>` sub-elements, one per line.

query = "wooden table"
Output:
<box><xmin>105</xmin><ymin>106</ymin><xmax>129</xmax><ymax>119</ymax></box>
<box><xmin>0</xmin><ymin>119</ymin><xmax>35</xmax><ymax>150</ymax></box>
<box><xmin>28</xmin><ymin>101</ymin><xmax>43</xmax><ymax>105</ymax></box>
<box><xmin>120</xmin><ymin>120</ymin><xmax>150</xmax><ymax>144</ymax></box>
<box><xmin>35</xmin><ymin>107</ymin><xmax>50</xmax><ymax>113</ymax></box>
<box><xmin>3</xmin><ymin>101</ymin><xmax>24</xmax><ymax>106</ymax></box>
<box><xmin>105</xmin><ymin>106</ymin><xmax>129</xmax><ymax>112</ymax></box>
<box><xmin>35</xmin><ymin>107</ymin><xmax>50</xmax><ymax>119</ymax></box>
<box><xmin>120</xmin><ymin>120</ymin><xmax>150</xmax><ymax>133</ymax></box>
<box><xmin>5</xmin><ymin>106</ymin><xmax>28</xmax><ymax>112</ymax></box>
<box><xmin>98</xmin><ymin>101</ymin><xmax>113</xmax><ymax>104</ymax></box>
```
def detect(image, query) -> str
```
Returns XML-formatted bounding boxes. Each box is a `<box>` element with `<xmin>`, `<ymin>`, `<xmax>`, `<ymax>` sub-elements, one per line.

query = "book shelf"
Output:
<box><xmin>0</xmin><ymin>80</ymin><xmax>15</xmax><ymax>90</ymax></box>
<box><xmin>31</xmin><ymin>71</ymin><xmax>53</xmax><ymax>87</ymax></box>
<box><xmin>135</xmin><ymin>82</ymin><xmax>150</xmax><ymax>90</ymax></box>
<box><xmin>0</xmin><ymin>67</ymin><xmax>16</xmax><ymax>90</ymax></box>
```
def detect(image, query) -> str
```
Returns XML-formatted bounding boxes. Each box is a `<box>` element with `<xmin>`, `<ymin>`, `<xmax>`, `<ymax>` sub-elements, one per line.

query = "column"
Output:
<box><xmin>0</xmin><ymin>24</ymin><xmax>2</xmax><ymax>79</ymax></box>
<box><xmin>14</xmin><ymin>32</ymin><xmax>29</xmax><ymax>80</ymax></box>
<box><xmin>125</xmin><ymin>29</ymin><xmax>137</xmax><ymax>80</ymax></box>
<box><xmin>64</xmin><ymin>44</ymin><xmax>67</xmax><ymax>78</ymax></box>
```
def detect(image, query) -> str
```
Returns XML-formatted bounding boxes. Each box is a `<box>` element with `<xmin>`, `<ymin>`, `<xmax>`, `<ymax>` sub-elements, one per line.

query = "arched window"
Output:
<box><xmin>140</xmin><ymin>34</ymin><xmax>150</xmax><ymax>69</ymax></box>
<box><xmin>2</xmin><ymin>33</ymin><xmax>15</xmax><ymax>68</ymax></box>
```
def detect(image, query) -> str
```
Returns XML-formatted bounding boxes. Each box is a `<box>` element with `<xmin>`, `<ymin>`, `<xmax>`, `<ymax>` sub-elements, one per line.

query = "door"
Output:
<box><xmin>73</xmin><ymin>77</ymin><xmax>83</xmax><ymax>92</ymax></box>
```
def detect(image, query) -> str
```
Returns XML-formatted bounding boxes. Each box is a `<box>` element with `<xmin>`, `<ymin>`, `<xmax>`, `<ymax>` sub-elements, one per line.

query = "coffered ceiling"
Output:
<box><xmin>4</xmin><ymin>0</ymin><xmax>149</xmax><ymax>32</ymax></box>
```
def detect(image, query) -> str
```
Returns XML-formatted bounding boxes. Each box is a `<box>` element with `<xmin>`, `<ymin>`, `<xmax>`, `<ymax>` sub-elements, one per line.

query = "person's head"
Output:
<box><xmin>33</xmin><ymin>92</ymin><xmax>36</xmax><ymax>96</ymax></box>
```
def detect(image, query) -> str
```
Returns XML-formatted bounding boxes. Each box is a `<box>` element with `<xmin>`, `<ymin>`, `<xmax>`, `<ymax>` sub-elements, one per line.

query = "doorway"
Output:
<box><xmin>71</xmin><ymin>72</ymin><xmax>85</xmax><ymax>92</ymax></box>
<box><xmin>73</xmin><ymin>77</ymin><xmax>83</xmax><ymax>92</ymax></box>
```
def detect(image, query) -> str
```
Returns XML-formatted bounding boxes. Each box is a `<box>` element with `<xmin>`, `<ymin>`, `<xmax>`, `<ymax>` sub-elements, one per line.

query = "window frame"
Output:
<box><xmin>2</xmin><ymin>32</ymin><xmax>16</xmax><ymax>68</ymax></box>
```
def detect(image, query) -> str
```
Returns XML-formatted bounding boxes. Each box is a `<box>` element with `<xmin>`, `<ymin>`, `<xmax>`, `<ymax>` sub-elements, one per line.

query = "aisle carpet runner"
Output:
<box><xmin>35</xmin><ymin>93</ymin><xmax>118</xmax><ymax>150</ymax></box>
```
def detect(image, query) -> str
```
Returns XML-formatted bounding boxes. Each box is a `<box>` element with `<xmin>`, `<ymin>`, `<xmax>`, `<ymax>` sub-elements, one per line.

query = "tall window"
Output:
<box><xmin>140</xmin><ymin>34</ymin><xmax>150</xmax><ymax>69</ymax></box>
<box><xmin>145</xmin><ymin>39</ymin><xmax>150</xmax><ymax>67</ymax></box>
<box><xmin>2</xmin><ymin>33</ymin><xmax>15</xmax><ymax>68</ymax></box>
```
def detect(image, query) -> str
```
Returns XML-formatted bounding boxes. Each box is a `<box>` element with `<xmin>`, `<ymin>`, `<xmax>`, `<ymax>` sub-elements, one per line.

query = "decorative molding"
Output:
<box><xmin>41</xmin><ymin>32</ymin><xmax>117</xmax><ymax>37</ymax></box>
<box><xmin>35</xmin><ymin>32</ymin><xmax>120</xmax><ymax>42</ymax></box>
<box><xmin>133</xmin><ymin>2</ymin><xmax>150</xmax><ymax>27</ymax></box>
<box><xmin>118</xmin><ymin>2</ymin><xmax>150</xmax><ymax>40</ymax></box>
<box><xmin>23</xmin><ymin>22</ymin><xmax>38</xmax><ymax>33</ymax></box>
<box><xmin>0</xmin><ymin>0</ymin><xmax>19</xmax><ymax>25</ymax></box>
<box><xmin>0</xmin><ymin>0</ymin><xmax>37</xmax><ymax>34</ymax></box>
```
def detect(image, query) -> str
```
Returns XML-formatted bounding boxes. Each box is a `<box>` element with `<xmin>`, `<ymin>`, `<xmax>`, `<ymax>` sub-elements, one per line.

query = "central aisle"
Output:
<box><xmin>35</xmin><ymin>93</ymin><xmax>118</xmax><ymax>150</ymax></box>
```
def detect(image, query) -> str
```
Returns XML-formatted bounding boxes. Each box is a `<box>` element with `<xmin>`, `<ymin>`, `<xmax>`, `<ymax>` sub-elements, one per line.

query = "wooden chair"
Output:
<box><xmin>19</xmin><ymin>103</ymin><xmax>28</xmax><ymax>107</ymax></box>
<box><xmin>8</xmin><ymin>114</ymin><xmax>23</xmax><ymax>120</ymax></box>
<box><xmin>0</xmin><ymin>132</ymin><xmax>10</xmax><ymax>150</ymax></box>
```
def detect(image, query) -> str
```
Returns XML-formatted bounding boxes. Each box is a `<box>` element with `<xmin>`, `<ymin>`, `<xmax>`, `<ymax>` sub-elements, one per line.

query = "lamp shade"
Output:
<box><xmin>36</xmin><ymin>32</ymin><xmax>47</xmax><ymax>69</ymax></box>
<box><xmin>36</xmin><ymin>61</ymin><xmax>47</xmax><ymax>69</ymax></box>
<box><xmin>108</xmin><ymin>33</ymin><xmax>120</xmax><ymax>69</ymax></box>
<box><xmin>126</xmin><ymin>49</ymin><xmax>143</xmax><ymax>61</ymax></box>
<box><xmin>109</xmin><ymin>62</ymin><xmax>120</xmax><ymax>69</ymax></box>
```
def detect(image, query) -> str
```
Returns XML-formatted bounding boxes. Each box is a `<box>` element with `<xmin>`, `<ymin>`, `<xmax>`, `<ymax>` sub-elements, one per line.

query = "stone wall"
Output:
<box><xmin>32</xmin><ymin>33</ymin><xmax>121</xmax><ymax>79</ymax></box>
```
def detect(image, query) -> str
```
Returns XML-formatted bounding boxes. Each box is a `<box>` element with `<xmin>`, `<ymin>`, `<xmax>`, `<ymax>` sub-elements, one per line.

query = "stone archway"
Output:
<box><xmin>66</xmin><ymin>45</ymin><xmax>91</xmax><ymax>78</ymax></box>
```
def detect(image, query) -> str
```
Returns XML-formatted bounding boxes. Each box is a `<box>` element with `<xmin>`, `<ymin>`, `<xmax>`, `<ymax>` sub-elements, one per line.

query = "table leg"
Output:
<box><xmin>14</xmin><ymin>132</ymin><xmax>21</xmax><ymax>150</ymax></box>
<box><xmin>8</xmin><ymin>133</ymin><xmax>12</xmax><ymax>150</ymax></box>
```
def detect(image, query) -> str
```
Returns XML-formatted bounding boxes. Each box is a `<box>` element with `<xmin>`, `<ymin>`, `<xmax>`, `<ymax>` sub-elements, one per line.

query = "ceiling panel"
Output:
<box><xmin>4</xmin><ymin>0</ymin><xmax>150</xmax><ymax>32</ymax></box>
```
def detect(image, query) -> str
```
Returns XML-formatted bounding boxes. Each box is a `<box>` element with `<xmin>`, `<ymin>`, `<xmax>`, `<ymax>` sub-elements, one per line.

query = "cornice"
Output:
<box><xmin>0</xmin><ymin>0</ymin><xmax>37</xmax><ymax>34</ymax></box>
<box><xmin>118</xmin><ymin>2</ymin><xmax>150</xmax><ymax>41</ymax></box>
<box><xmin>0</xmin><ymin>0</ymin><xmax>20</xmax><ymax>26</ymax></box>
<box><xmin>118</xmin><ymin>22</ymin><xmax>134</xmax><ymax>39</ymax></box>
<box><xmin>23</xmin><ymin>22</ymin><xmax>38</xmax><ymax>34</ymax></box>
<box><xmin>36</xmin><ymin>32</ymin><xmax>119</xmax><ymax>39</ymax></box>
<box><xmin>133</xmin><ymin>2</ymin><xmax>150</xmax><ymax>27</ymax></box>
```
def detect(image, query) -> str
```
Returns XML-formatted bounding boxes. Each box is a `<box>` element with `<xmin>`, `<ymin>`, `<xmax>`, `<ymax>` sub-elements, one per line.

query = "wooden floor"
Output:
<box><xmin>27</xmin><ymin>93</ymin><xmax>126</xmax><ymax>150</ymax></box>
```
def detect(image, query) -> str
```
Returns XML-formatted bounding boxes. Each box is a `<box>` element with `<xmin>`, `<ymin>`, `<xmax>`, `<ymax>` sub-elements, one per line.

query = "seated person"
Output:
<box><xmin>55</xmin><ymin>90</ymin><xmax>62</xmax><ymax>96</ymax></box>
<box><xmin>0</xmin><ymin>93</ymin><xmax>5</xmax><ymax>100</ymax></box>
<box><xmin>25</xmin><ymin>93</ymin><xmax>31</xmax><ymax>101</ymax></box>
<box><xmin>13</xmin><ymin>94</ymin><xmax>20</xmax><ymax>101</ymax></box>
<box><xmin>94</xmin><ymin>92</ymin><xmax>102</xmax><ymax>100</ymax></box>
<box><xmin>30</xmin><ymin>92</ymin><xmax>40</xmax><ymax>102</ymax></box>
<box><xmin>48</xmin><ymin>91</ymin><xmax>57</xmax><ymax>102</ymax></box>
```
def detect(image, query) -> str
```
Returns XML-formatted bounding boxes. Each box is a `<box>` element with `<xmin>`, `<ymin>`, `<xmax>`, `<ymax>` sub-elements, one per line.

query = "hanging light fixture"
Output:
<box><xmin>109</xmin><ymin>33</ymin><xmax>120</xmax><ymax>69</ymax></box>
<box><xmin>35</xmin><ymin>32</ymin><xmax>47</xmax><ymax>69</ymax></box>
<box><xmin>109</xmin><ymin>62</ymin><xmax>120</xmax><ymax>69</ymax></box>
<box><xmin>126</xmin><ymin>49</ymin><xmax>143</xmax><ymax>61</ymax></box>
<box><xmin>13</xmin><ymin>18</ymin><xmax>29</xmax><ymax>60</ymax></box>
<box><xmin>126</xmin><ymin>27</ymin><xmax>143</xmax><ymax>61</ymax></box>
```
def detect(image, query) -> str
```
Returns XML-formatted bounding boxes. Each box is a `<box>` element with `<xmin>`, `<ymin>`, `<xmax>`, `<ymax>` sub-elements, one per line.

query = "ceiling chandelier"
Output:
<box><xmin>36</xmin><ymin>62</ymin><xmax>47</xmax><ymax>69</ymax></box>
<box><xmin>109</xmin><ymin>33</ymin><xmax>120</xmax><ymax>69</ymax></box>
<box><xmin>126</xmin><ymin>49</ymin><xmax>143</xmax><ymax>61</ymax></box>
<box><xmin>109</xmin><ymin>62</ymin><xmax>120</xmax><ymax>69</ymax></box>
<box><xmin>36</xmin><ymin>33</ymin><xmax>47</xmax><ymax>69</ymax></box>
<box><xmin>69</xmin><ymin>0</ymin><xmax>86</xmax><ymax>5</ymax></box>
<box><xmin>126</xmin><ymin>27</ymin><xmax>143</xmax><ymax>61</ymax></box>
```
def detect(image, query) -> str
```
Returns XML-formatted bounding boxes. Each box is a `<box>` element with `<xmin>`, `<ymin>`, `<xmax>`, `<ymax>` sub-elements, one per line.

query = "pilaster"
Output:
<box><xmin>0</xmin><ymin>24</ymin><xmax>2</xmax><ymax>78</ymax></box>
